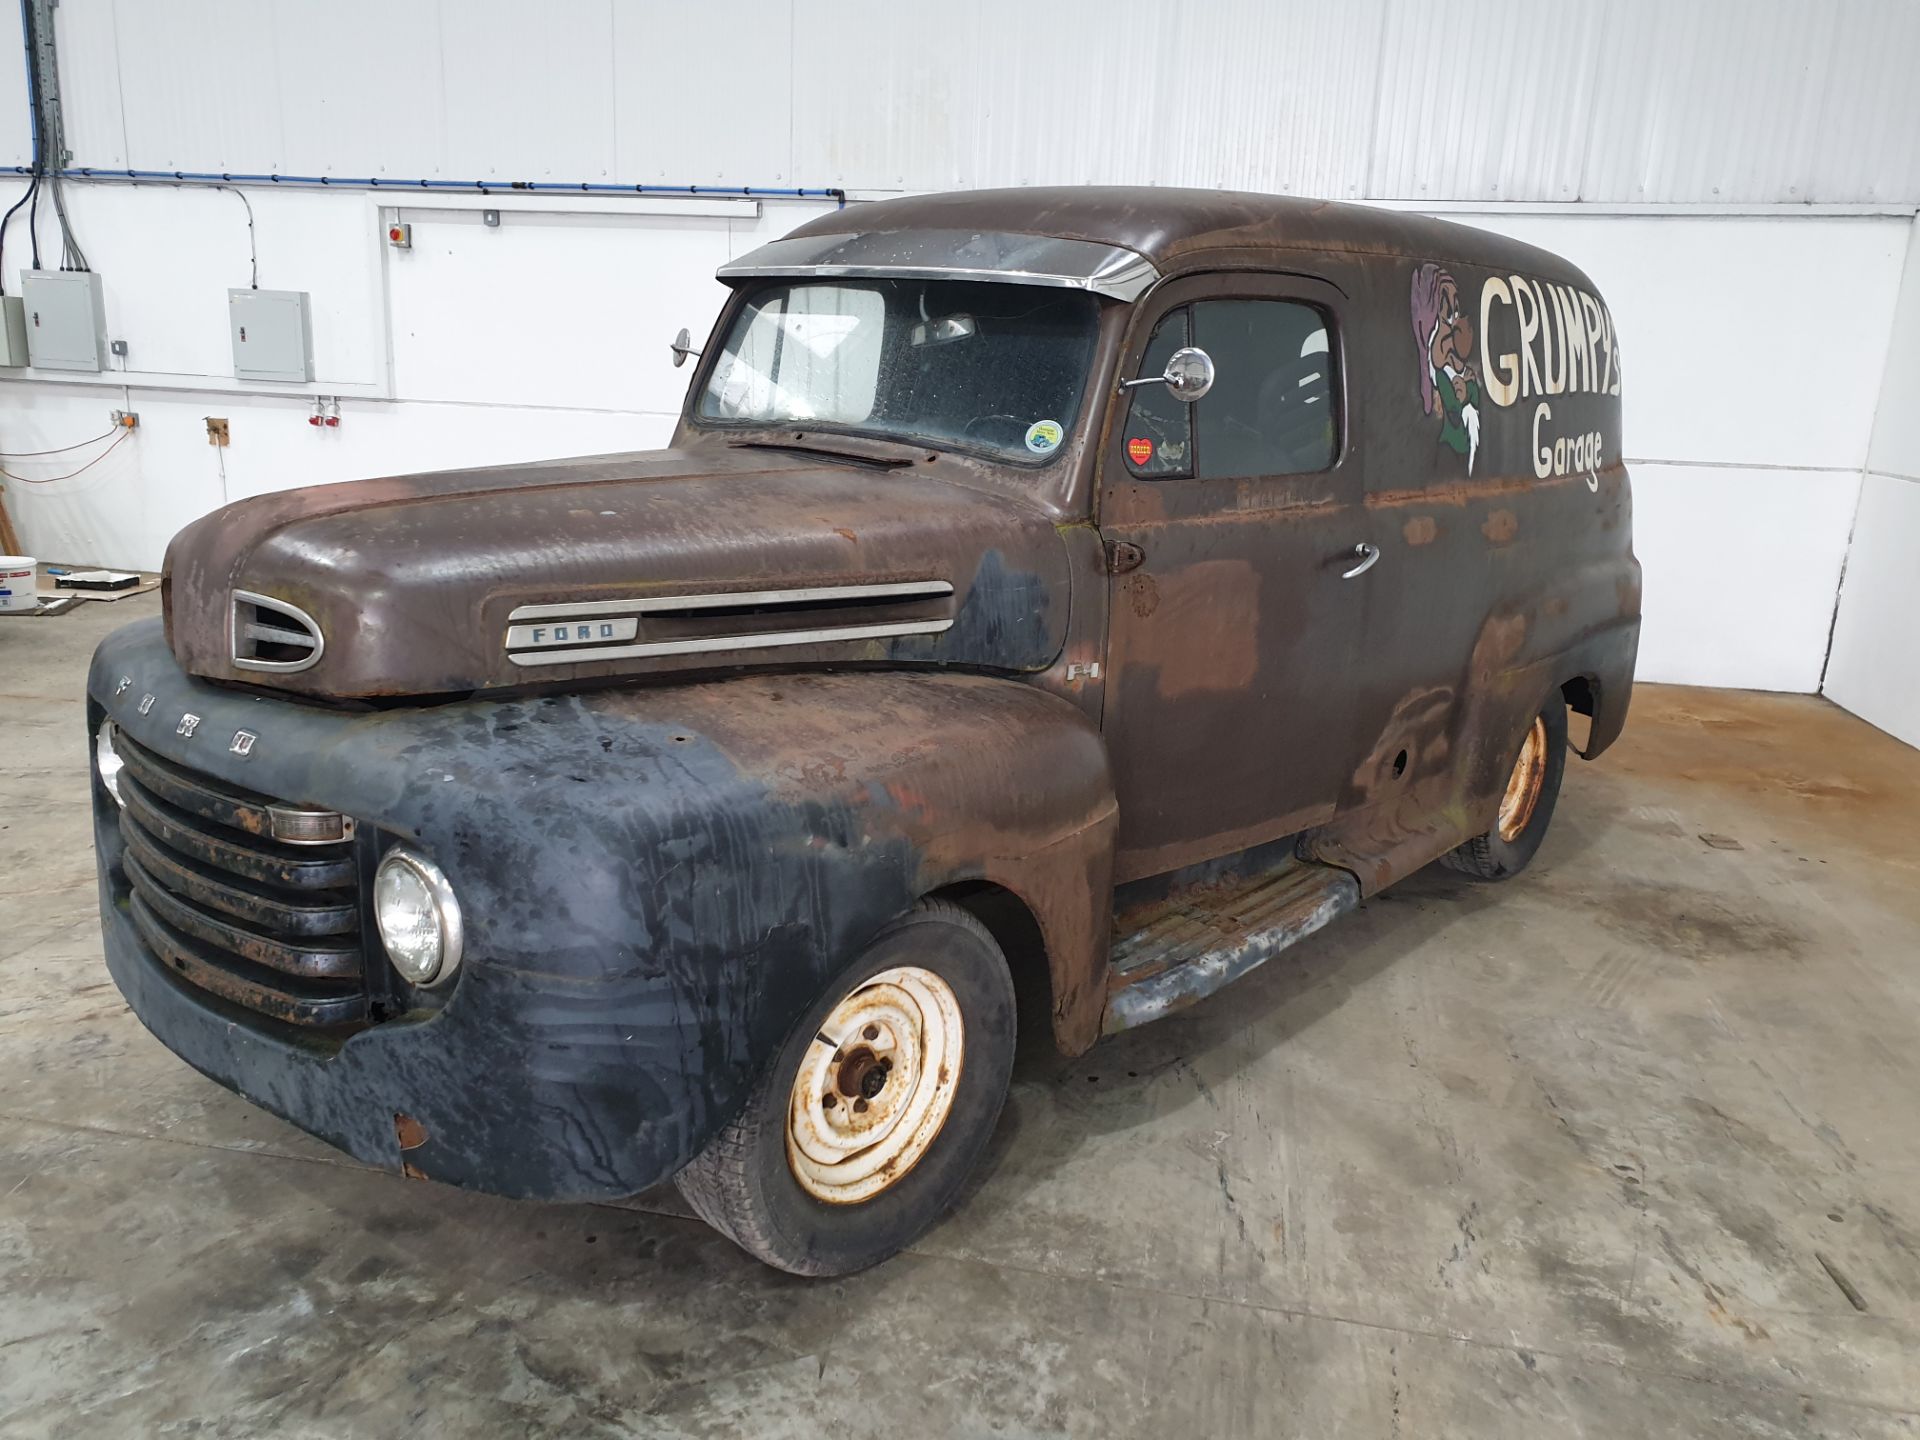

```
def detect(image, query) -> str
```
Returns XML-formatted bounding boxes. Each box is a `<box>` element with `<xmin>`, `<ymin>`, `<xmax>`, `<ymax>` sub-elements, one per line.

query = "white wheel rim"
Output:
<box><xmin>785</xmin><ymin>964</ymin><xmax>965</xmax><ymax>1205</ymax></box>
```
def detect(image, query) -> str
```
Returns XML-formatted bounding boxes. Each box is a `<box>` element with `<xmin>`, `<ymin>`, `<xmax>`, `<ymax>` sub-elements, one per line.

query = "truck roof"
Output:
<box><xmin>774</xmin><ymin>186</ymin><xmax>1597</xmax><ymax>293</ymax></box>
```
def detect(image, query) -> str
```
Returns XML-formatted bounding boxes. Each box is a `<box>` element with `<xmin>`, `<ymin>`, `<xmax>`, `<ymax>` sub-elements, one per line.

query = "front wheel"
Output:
<box><xmin>675</xmin><ymin>900</ymin><xmax>1016</xmax><ymax>1276</ymax></box>
<box><xmin>1441</xmin><ymin>698</ymin><xmax>1568</xmax><ymax>881</ymax></box>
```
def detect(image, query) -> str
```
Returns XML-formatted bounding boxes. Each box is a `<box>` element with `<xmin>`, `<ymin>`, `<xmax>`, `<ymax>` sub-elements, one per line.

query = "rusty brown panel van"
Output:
<box><xmin>86</xmin><ymin>187</ymin><xmax>1638</xmax><ymax>1275</ymax></box>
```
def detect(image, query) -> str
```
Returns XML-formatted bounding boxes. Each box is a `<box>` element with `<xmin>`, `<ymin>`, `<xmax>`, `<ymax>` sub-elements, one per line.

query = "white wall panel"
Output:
<box><xmin>1825</xmin><ymin>217</ymin><xmax>1920</xmax><ymax>745</ymax></box>
<box><xmin>44</xmin><ymin>1</ymin><xmax>127</xmax><ymax>167</ymax></box>
<box><xmin>440</xmin><ymin>0</ymin><xmax>616</xmax><ymax>180</ymax></box>
<box><xmin>1370</xmin><ymin>0</ymin><xmax>1601</xmax><ymax>202</ymax></box>
<box><xmin>1815</xmin><ymin>2</ymin><xmax>1920</xmax><ymax>205</ymax></box>
<box><xmin>33</xmin><ymin>0</ymin><xmax>1920</xmax><ymax>205</ymax></box>
<box><xmin>1580</xmin><ymin>0</ymin><xmax>1835</xmax><ymax>204</ymax></box>
<box><xmin>1823</xmin><ymin>473</ymin><xmax>1920</xmax><ymax>748</ymax></box>
<box><xmin>1440</xmin><ymin>210</ymin><xmax>1909</xmax><ymax>469</ymax></box>
<box><xmin>611</xmin><ymin>7</ymin><xmax>793</xmax><ymax>184</ymax></box>
<box><xmin>108</xmin><ymin>0</ymin><xmax>287</xmax><ymax>172</ymax></box>
<box><xmin>271</xmin><ymin>1</ymin><xmax>446</xmax><ymax>178</ymax></box>
<box><xmin>4</xmin><ymin>184</ymin><xmax>384</xmax><ymax>382</ymax></box>
<box><xmin>386</xmin><ymin>206</ymin><xmax>734</xmax><ymax>411</ymax></box>
<box><xmin>791</xmin><ymin>0</ymin><xmax>1383</xmax><ymax>196</ymax></box>
<box><xmin>1631</xmin><ymin>463</ymin><xmax>1860</xmax><ymax>693</ymax></box>
<box><xmin>1866</xmin><ymin>218</ymin><xmax>1920</xmax><ymax>481</ymax></box>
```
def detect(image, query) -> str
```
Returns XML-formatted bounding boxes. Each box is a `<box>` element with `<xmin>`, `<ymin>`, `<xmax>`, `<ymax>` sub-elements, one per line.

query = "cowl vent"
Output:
<box><xmin>232</xmin><ymin>590</ymin><xmax>324</xmax><ymax>673</ymax></box>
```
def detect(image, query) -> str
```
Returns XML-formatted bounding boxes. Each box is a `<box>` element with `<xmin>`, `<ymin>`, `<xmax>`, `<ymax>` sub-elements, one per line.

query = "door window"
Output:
<box><xmin>1120</xmin><ymin>310</ymin><xmax>1194</xmax><ymax>478</ymax></box>
<box><xmin>1121</xmin><ymin>299</ymin><xmax>1337</xmax><ymax>480</ymax></box>
<box><xmin>1194</xmin><ymin>300</ymin><xmax>1335</xmax><ymax>478</ymax></box>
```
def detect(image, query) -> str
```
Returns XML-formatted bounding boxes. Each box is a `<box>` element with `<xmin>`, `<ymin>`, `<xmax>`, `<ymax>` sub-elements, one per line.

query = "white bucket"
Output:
<box><xmin>0</xmin><ymin>557</ymin><xmax>37</xmax><ymax>613</ymax></box>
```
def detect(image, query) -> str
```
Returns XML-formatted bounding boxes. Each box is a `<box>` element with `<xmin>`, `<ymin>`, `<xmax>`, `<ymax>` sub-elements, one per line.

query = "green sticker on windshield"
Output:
<box><xmin>1024</xmin><ymin>419</ymin><xmax>1064</xmax><ymax>455</ymax></box>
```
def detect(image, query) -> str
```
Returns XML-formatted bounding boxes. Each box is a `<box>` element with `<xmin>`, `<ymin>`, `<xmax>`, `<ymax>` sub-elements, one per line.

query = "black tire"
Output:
<box><xmin>1441</xmin><ymin>698</ymin><xmax>1568</xmax><ymax>881</ymax></box>
<box><xmin>674</xmin><ymin>900</ymin><xmax>1016</xmax><ymax>1276</ymax></box>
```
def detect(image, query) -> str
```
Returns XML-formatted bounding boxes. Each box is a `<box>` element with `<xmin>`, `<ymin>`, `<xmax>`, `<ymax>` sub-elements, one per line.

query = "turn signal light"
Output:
<box><xmin>266</xmin><ymin>804</ymin><xmax>356</xmax><ymax>845</ymax></box>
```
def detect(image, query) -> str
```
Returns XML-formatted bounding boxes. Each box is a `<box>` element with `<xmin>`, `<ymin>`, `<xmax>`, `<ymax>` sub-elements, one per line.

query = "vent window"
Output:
<box><xmin>231</xmin><ymin>591</ymin><xmax>324</xmax><ymax>672</ymax></box>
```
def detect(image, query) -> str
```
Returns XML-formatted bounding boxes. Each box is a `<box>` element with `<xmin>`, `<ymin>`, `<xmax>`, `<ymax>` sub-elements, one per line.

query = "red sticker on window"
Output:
<box><xmin>1126</xmin><ymin>436</ymin><xmax>1154</xmax><ymax>466</ymax></box>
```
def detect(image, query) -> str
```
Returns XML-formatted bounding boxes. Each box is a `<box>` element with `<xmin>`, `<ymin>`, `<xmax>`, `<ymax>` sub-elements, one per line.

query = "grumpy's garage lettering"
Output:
<box><xmin>1412</xmin><ymin>261</ymin><xmax>1621</xmax><ymax>488</ymax></box>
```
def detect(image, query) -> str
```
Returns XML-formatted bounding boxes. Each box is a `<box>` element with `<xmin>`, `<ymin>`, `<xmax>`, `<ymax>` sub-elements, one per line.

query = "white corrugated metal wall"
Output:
<box><xmin>1</xmin><ymin>0</ymin><xmax>1916</xmax><ymax>726</ymax></box>
<box><xmin>14</xmin><ymin>0</ymin><xmax>1919</xmax><ymax>202</ymax></box>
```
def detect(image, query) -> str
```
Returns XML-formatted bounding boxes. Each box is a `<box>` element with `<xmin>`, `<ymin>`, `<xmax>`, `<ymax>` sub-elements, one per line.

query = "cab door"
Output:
<box><xmin>1097</xmin><ymin>273</ymin><xmax>1373</xmax><ymax>883</ymax></box>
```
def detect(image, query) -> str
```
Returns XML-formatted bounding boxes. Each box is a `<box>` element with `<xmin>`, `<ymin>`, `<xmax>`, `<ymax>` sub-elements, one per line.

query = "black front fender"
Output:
<box><xmin>89</xmin><ymin>621</ymin><xmax>1112</xmax><ymax>1199</ymax></box>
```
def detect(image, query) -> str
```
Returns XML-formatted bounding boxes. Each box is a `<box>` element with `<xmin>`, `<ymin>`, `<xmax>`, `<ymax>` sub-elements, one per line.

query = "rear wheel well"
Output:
<box><xmin>929</xmin><ymin>880</ymin><xmax>1055</xmax><ymax>1059</ymax></box>
<box><xmin>1560</xmin><ymin>674</ymin><xmax>1598</xmax><ymax>756</ymax></box>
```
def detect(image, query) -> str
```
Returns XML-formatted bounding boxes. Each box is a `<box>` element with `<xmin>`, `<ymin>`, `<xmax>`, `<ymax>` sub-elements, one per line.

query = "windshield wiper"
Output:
<box><xmin>728</xmin><ymin>435</ymin><xmax>918</xmax><ymax>470</ymax></box>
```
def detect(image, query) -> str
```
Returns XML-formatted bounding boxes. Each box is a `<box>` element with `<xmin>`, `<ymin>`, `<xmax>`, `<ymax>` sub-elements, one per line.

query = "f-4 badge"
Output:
<box><xmin>177</xmin><ymin>714</ymin><xmax>201</xmax><ymax>738</ymax></box>
<box><xmin>230</xmin><ymin>730</ymin><xmax>257</xmax><ymax>757</ymax></box>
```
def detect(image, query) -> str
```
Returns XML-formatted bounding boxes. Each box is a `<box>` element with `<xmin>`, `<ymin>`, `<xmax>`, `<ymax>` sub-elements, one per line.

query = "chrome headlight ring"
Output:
<box><xmin>373</xmin><ymin>846</ymin><xmax>464</xmax><ymax>987</ymax></box>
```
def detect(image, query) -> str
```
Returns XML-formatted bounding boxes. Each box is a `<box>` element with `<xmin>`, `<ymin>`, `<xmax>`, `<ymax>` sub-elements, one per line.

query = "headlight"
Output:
<box><xmin>373</xmin><ymin>847</ymin><xmax>463</xmax><ymax>986</ymax></box>
<box><xmin>96</xmin><ymin>720</ymin><xmax>126</xmax><ymax>807</ymax></box>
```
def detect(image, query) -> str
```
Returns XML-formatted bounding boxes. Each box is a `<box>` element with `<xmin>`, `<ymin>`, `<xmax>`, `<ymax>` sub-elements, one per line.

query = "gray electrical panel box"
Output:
<box><xmin>0</xmin><ymin>295</ymin><xmax>27</xmax><ymax>368</ymax></box>
<box><xmin>229</xmin><ymin>288</ymin><xmax>314</xmax><ymax>383</ymax></box>
<box><xmin>21</xmin><ymin>270</ymin><xmax>108</xmax><ymax>372</ymax></box>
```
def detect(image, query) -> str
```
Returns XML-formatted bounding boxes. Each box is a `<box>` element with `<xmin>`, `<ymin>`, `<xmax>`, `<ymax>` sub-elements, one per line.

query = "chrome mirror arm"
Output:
<box><xmin>1115</xmin><ymin>345</ymin><xmax>1215</xmax><ymax>402</ymax></box>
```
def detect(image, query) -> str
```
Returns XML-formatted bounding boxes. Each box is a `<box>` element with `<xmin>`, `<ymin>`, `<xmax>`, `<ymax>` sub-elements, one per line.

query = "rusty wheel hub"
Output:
<box><xmin>786</xmin><ymin>965</ymin><xmax>965</xmax><ymax>1205</ymax></box>
<box><xmin>1497</xmin><ymin>715</ymin><xmax>1550</xmax><ymax>841</ymax></box>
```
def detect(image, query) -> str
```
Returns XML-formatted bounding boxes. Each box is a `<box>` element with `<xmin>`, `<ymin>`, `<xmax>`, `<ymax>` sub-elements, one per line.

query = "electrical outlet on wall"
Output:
<box><xmin>205</xmin><ymin>417</ymin><xmax>230</xmax><ymax>447</ymax></box>
<box><xmin>110</xmin><ymin>409</ymin><xmax>139</xmax><ymax>429</ymax></box>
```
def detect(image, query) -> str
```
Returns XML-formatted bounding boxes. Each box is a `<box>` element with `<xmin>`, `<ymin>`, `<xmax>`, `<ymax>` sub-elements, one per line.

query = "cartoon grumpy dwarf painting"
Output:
<box><xmin>1411</xmin><ymin>263</ymin><xmax>1480</xmax><ymax>474</ymax></box>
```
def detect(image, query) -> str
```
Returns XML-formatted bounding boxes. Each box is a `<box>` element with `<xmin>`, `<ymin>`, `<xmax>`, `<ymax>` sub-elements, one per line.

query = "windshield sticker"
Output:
<box><xmin>1024</xmin><ymin>420</ymin><xmax>1064</xmax><ymax>455</ymax></box>
<box><xmin>1411</xmin><ymin>262</ymin><xmax>1620</xmax><ymax>488</ymax></box>
<box><xmin>1126</xmin><ymin>436</ymin><xmax>1154</xmax><ymax>466</ymax></box>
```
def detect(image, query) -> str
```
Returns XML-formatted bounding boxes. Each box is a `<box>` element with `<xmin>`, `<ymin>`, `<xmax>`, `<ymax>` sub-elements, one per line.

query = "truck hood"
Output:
<box><xmin>162</xmin><ymin>445</ymin><xmax>1073</xmax><ymax>699</ymax></box>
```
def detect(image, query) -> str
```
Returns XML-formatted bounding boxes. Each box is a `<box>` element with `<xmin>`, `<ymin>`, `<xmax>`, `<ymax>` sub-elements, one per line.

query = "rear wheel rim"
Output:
<box><xmin>786</xmin><ymin>964</ymin><xmax>965</xmax><ymax>1205</ymax></box>
<box><xmin>1497</xmin><ymin>716</ymin><xmax>1550</xmax><ymax>841</ymax></box>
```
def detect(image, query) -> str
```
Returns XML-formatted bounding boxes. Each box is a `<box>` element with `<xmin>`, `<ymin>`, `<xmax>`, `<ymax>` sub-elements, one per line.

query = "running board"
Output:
<box><xmin>1102</xmin><ymin>857</ymin><xmax>1360</xmax><ymax>1033</ymax></box>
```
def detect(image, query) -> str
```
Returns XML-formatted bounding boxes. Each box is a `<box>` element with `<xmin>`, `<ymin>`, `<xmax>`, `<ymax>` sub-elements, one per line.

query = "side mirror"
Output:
<box><xmin>670</xmin><ymin>327</ymin><xmax>701</xmax><ymax>368</ymax></box>
<box><xmin>1119</xmin><ymin>345</ymin><xmax>1215</xmax><ymax>402</ymax></box>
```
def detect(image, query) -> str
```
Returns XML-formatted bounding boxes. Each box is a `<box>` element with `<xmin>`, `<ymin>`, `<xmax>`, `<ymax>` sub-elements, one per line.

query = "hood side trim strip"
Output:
<box><xmin>506</xmin><ymin>617</ymin><xmax>955</xmax><ymax>668</ymax></box>
<box><xmin>507</xmin><ymin>579</ymin><xmax>953</xmax><ymax>623</ymax></box>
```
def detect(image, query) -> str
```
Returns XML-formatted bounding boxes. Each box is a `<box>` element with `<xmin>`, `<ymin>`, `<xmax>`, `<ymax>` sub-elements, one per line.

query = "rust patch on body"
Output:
<box><xmin>1402</xmin><ymin>516</ymin><xmax>1438</xmax><ymax>546</ymax></box>
<box><xmin>1124</xmin><ymin>573</ymin><xmax>1160</xmax><ymax>619</ymax></box>
<box><xmin>1119</xmin><ymin>559</ymin><xmax>1260</xmax><ymax>700</ymax></box>
<box><xmin>1482</xmin><ymin>509</ymin><xmax>1518</xmax><ymax>544</ymax></box>
<box><xmin>395</xmin><ymin>1112</ymin><xmax>428</xmax><ymax>1150</ymax></box>
<box><xmin>395</xmin><ymin>1112</ymin><xmax>429</xmax><ymax>1179</ymax></box>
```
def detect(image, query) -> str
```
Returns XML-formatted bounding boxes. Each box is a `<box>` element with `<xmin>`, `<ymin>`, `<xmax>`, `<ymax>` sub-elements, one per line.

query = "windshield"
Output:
<box><xmin>695</xmin><ymin>279</ymin><xmax>1100</xmax><ymax>465</ymax></box>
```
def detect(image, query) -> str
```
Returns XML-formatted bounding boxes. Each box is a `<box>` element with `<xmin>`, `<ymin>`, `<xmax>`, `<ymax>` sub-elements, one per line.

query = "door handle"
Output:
<box><xmin>1341</xmin><ymin>542</ymin><xmax>1380</xmax><ymax>579</ymax></box>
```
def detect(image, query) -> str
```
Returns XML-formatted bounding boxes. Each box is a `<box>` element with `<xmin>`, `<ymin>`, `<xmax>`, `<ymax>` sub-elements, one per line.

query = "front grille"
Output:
<box><xmin>112</xmin><ymin>731</ymin><xmax>369</xmax><ymax>1029</ymax></box>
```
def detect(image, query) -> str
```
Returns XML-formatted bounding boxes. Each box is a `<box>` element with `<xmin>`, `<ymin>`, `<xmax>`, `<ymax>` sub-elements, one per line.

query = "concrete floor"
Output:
<box><xmin>5</xmin><ymin>595</ymin><xmax>1920</xmax><ymax>1439</ymax></box>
